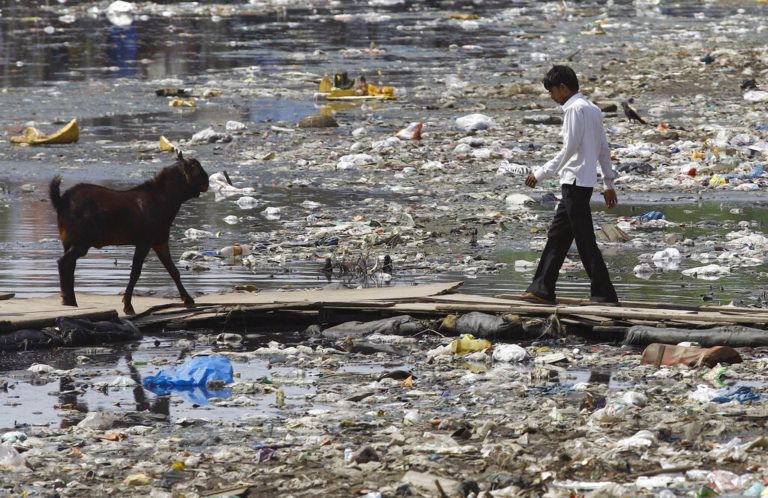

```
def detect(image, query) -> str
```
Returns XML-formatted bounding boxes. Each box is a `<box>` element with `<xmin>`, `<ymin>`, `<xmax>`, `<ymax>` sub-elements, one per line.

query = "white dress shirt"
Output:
<box><xmin>533</xmin><ymin>92</ymin><xmax>616</xmax><ymax>190</ymax></box>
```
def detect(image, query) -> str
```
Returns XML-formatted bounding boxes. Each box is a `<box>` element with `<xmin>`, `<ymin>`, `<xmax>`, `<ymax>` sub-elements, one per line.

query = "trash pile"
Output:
<box><xmin>2</xmin><ymin>317</ymin><xmax>768</xmax><ymax>497</ymax></box>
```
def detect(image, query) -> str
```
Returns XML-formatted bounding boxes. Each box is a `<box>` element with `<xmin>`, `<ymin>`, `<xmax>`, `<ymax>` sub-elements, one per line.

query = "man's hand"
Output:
<box><xmin>524</xmin><ymin>173</ymin><xmax>537</xmax><ymax>188</ymax></box>
<box><xmin>603</xmin><ymin>188</ymin><xmax>618</xmax><ymax>208</ymax></box>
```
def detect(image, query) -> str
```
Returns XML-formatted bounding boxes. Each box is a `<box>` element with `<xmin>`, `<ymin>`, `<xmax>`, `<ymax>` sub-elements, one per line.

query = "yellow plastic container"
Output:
<box><xmin>319</xmin><ymin>74</ymin><xmax>333</xmax><ymax>93</ymax></box>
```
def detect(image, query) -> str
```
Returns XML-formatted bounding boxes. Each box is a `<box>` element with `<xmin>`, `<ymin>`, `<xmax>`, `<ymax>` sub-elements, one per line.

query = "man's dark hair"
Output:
<box><xmin>542</xmin><ymin>65</ymin><xmax>579</xmax><ymax>92</ymax></box>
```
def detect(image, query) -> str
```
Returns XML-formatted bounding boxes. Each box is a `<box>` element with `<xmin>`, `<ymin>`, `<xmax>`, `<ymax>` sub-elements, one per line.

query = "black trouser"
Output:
<box><xmin>526</xmin><ymin>183</ymin><xmax>618</xmax><ymax>302</ymax></box>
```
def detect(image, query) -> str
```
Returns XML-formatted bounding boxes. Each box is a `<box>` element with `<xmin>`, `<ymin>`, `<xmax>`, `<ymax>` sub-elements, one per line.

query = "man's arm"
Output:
<box><xmin>597</xmin><ymin>116</ymin><xmax>617</xmax><ymax>207</ymax></box>
<box><xmin>527</xmin><ymin>107</ymin><xmax>585</xmax><ymax>187</ymax></box>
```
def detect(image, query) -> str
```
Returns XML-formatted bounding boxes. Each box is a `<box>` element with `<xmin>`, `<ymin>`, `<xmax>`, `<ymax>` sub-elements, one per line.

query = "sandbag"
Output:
<box><xmin>0</xmin><ymin>329</ymin><xmax>63</xmax><ymax>351</ymax></box>
<box><xmin>55</xmin><ymin>317</ymin><xmax>141</xmax><ymax>346</ymax></box>
<box><xmin>441</xmin><ymin>312</ymin><xmax>523</xmax><ymax>339</ymax></box>
<box><xmin>0</xmin><ymin>317</ymin><xmax>142</xmax><ymax>351</ymax></box>
<box><xmin>625</xmin><ymin>325</ymin><xmax>768</xmax><ymax>348</ymax></box>
<box><xmin>320</xmin><ymin>315</ymin><xmax>429</xmax><ymax>339</ymax></box>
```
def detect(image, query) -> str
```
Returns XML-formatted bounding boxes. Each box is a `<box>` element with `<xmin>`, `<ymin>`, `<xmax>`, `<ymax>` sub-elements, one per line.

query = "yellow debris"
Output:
<box><xmin>169</xmin><ymin>99</ymin><xmax>196</xmax><ymax>107</ymax></box>
<box><xmin>450</xmin><ymin>334</ymin><xmax>492</xmax><ymax>355</ymax></box>
<box><xmin>158</xmin><ymin>135</ymin><xmax>175</xmax><ymax>152</ymax></box>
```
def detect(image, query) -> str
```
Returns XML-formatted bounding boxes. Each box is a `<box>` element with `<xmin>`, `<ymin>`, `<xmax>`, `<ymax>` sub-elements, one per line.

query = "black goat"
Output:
<box><xmin>49</xmin><ymin>151</ymin><xmax>209</xmax><ymax>315</ymax></box>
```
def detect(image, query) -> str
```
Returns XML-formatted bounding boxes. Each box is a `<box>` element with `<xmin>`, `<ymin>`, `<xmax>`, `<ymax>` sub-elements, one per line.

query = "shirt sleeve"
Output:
<box><xmin>533</xmin><ymin>106</ymin><xmax>585</xmax><ymax>182</ymax></box>
<box><xmin>597</xmin><ymin>119</ymin><xmax>616</xmax><ymax>190</ymax></box>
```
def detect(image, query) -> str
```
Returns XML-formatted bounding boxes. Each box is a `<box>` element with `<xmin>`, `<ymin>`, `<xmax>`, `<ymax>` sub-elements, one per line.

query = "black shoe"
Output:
<box><xmin>582</xmin><ymin>299</ymin><xmax>621</xmax><ymax>307</ymax></box>
<box><xmin>519</xmin><ymin>292</ymin><xmax>556</xmax><ymax>305</ymax></box>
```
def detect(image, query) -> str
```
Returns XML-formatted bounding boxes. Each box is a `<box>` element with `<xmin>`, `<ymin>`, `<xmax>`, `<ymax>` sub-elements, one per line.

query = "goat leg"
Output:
<box><xmin>58</xmin><ymin>245</ymin><xmax>85</xmax><ymax>307</ymax></box>
<box><xmin>123</xmin><ymin>245</ymin><xmax>150</xmax><ymax>315</ymax></box>
<box><xmin>154</xmin><ymin>243</ymin><xmax>194</xmax><ymax>306</ymax></box>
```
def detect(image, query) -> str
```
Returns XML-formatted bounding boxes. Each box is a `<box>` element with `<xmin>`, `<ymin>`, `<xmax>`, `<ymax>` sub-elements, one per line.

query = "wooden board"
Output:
<box><xmin>3</xmin><ymin>281</ymin><xmax>768</xmax><ymax>333</ymax></box>
<box><xmin>0</xmin><ymin>282</ymin><xmax>463</xmax><ymax>332</ymax></box>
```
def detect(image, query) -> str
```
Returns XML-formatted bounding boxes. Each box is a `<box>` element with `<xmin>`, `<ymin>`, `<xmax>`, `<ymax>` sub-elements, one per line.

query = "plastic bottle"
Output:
<box><xmin>217</xmin><ymin>244</ymin><xmax>251</xmax><ymax>258</ymax></box>
<box><xmin>343</xmin><ymin>448</ymin><xmax>353</xmax><ymax>463</ymax></box>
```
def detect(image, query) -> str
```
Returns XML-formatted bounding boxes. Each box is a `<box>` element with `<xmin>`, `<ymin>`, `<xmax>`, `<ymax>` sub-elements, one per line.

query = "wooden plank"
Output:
<box><xmin>421</xmin><ymin>303</ymin><xmax>768</xmax><ymax>326</ymax></box>
<box><xmin>3</xmin><ymin>283</ymin><xmax>766</xmax><ymax>335</ymax></box>
<box><xmin>494</xmin><ymin>293</ymin><xmax>768</xmax><ymax>315</ymax></box>
<box><xmin>0</xmin><ymin>282</ymin><xmax>463</xmax><ymax>333</ymax></box>
<box><xmin>194</xmin><ymin>281</ymin><xmax>463</xmax><ymax>305</ymax></box>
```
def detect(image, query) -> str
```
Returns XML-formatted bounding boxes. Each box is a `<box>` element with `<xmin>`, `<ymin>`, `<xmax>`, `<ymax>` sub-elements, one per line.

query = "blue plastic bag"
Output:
<box><xmin>712</xmin><ymin>386</ymin><xmax>760</xmax><ymax>404</ymax></box>
<box><xmin>143</xmin><ymin>355</ymin><xmax>234</xmax><ymax>404</ymax></box>
<box><xmin>638</xmin><ymin>210</ymin><xmax>664</xmax><ymax>222</ymax></box>
<box><xmin>742</xmin><ymin>165</ymin><xmax>764</xmax><ymax>180</ymax></box>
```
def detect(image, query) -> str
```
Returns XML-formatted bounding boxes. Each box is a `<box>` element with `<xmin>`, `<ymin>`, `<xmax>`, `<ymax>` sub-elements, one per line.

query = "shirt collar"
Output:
<box><xmin>561</xmin><ymin>92</ymin><xmax>583</xmax><ymax>110</ymax></box>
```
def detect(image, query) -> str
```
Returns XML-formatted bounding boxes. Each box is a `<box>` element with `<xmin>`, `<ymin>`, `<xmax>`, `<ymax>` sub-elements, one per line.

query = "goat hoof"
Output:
<box><xmin>183</xmin><ymin>296</ymin><xmax>195</xmax><ymax>306</ymax></box>
<box><xmin>62</xmin><ymin>299</ymin><xmax>78</xmax><ymax>307</ymax></box>
<box><xmin>123</xmin><ymin>306</ymin><xmax>136</xmax><ymax>316</ymax></box>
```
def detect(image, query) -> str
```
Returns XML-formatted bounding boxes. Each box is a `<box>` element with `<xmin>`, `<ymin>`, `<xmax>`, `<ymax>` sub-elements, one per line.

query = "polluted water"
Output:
<box><xmin>1</xmin><ymin>0</ymin><xmax>768</xmax><ymax>496</ymax></box>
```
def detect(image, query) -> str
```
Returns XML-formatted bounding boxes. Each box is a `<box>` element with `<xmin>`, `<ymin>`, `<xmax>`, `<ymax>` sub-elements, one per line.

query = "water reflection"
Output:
<box><xmin>0</xmin><ymin>335</ymin><xmax>316</xmax><ymax>429</ymax></box>
<box><xmin>106</xmin><ymin>25</ymin><xmax>138</xmax><ymax>78</ymax></box>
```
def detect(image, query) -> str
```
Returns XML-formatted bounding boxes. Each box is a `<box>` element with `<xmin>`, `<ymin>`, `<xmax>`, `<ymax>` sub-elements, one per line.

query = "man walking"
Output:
<box><xmin>521</xmin><ymin>65</ymin><xmax>619</xmax><ymax>306</ymax></box>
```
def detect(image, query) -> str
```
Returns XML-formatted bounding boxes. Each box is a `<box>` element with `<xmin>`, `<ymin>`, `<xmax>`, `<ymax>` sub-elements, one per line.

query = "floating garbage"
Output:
<box><xmin>158</xmin><ymin>135</ymin><xmax>176</xmax><ymax>152</ymax></box>
<box><xmin>455</xmin><ymin>113</ymin><xmax>493</xmax><ymax>132</ymax></box>
<box><xmin>298</xmin><ymin>115</ymin><xmax>338</xmax><ymax>128</ymax></box>
<box><xmin>448</xmin><ymin>334</ymin><xmax>491</xmax><ymax>355</ymax></box>
<box><xmin>236</xmin><ymin>196</ymin><xmax>260</xmax><ymax>209</ymax></box>
<box><xmin>9</xmin><ymin>118</ymin><xmax>79</xmax><ymax>145</ymax></box>
<box><xmin>106</xmin><ymin>0</ymin><xmax>135</xmax><ymax>27</ymax></box>
<box><xmin>217</xmin><ymin>244</ymin><xmax>251</xmax><ymax>258</ymax></box>
<box><xmin>504</xmin><ymin>192</ymin><xmax>535</xmax><ymax>208</ymax></box>
<box><xmin>681</xmin><ymin>264</ymin><xmax>731</xmax><ymax>280</ymax></box>
<box><xmin>316</xmin><ymin>72</ymin><xmax>396</xmax><ymax>101</ymax></box>
<box><xmin>637</xmin><ymin>210</ymin><xmax>664</xmax><ymax>222</ymax></box>
<box><xmin>395</xmin><ymin>121</ymin><xmax>423</xmax><ymax>140</ymax></box>
<box><xmin>225</xmin><ymin>120</ymin><xmax>247</xmax><ymax>132</ymax></box>
<box><xmin>188</xmin><ymin>127</ymin><xmax>232</xmax><ymax>145</ymax></box>
<box><xmin>492</xmin><ymin>343</ymin><xmax>529</xmax><ymax>363</ymax></box>
<box><xmin>143</xmin><ymin>355</ymin><xmax>234</xmax><ymax>405</ymax></box>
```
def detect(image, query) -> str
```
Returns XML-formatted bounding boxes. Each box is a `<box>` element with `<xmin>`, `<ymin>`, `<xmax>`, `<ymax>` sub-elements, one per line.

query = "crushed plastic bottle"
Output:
<box><xmin>217</xmin><ymin>244</ymin><xmax>251</xmax><ymax>258</ymax></box>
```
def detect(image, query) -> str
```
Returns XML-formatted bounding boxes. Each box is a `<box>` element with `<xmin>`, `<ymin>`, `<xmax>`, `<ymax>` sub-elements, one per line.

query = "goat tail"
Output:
<box><xmin>49</xmin><ymin>175</ymin><xmax>66</xmax><ymax>213</ymax></box>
